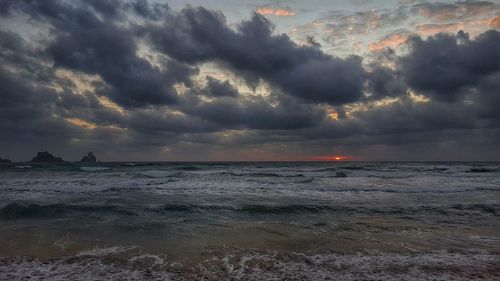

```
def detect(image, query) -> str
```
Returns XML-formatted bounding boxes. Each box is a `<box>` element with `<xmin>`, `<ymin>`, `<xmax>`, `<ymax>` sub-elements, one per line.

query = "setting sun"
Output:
<box><xmin>310</xmin><ymin>155</ymin><xmax>352</xmax><ymax>161</ymax></box>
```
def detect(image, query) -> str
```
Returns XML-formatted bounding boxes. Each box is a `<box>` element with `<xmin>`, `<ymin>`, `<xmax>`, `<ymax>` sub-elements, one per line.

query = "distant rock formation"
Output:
<box><xmin>31</xmin><ymin>151</ymin><xmax>64</xmax><ymax>162</ymax></box>
<box><xmin>81</xmin><ymin>152</ymin><xmax>97</xmax><ymax>163</ymax></box>
<box><xmin>0</xmin><ymin>157</ymin><xmax>11</xmax><ymax>163</ymax></box>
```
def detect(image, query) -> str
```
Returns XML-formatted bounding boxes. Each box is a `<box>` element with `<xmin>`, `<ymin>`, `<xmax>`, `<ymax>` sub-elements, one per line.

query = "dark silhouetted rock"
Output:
<box><xmin>0</xmin><ymin>157</ymin><xmax>11</xmax><ymax>163</ymax></box>
<box><xmin>31</xmin><ymin>151</ymin><xmax>63</xmax><ymax>162</ymax></box>
<box><xmin>81</xmin><ymin>152</ymin><xmax>97</xmax><ymax>163</ymax></box>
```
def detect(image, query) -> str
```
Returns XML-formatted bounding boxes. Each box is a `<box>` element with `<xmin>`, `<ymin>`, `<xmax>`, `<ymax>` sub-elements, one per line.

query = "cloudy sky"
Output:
<box><xmin>0</xmin><ymin>0</ymin><xmax>499</xmax><ymax>161</ymax></box>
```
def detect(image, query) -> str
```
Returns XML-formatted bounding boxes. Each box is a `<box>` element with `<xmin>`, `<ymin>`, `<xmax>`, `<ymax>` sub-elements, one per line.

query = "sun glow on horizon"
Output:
<box><xmin>310</xmin><ymin>155</ymin><xmax>354</xmax><ymax>161</ymax></box>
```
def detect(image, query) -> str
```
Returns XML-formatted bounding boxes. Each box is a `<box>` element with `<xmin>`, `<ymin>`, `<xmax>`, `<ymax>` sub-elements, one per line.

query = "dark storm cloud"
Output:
<box><xmin>305</xmin><ymin>36</ymin><xmax>321</xmax><ymax>48</ymax></box>
<box><xmin>0</xmin><ymin>28</ymin><xmax>135</xmax><ymax>159</ymax></box>
<box><xmin>0</xmin><ymin>0</ymin><xmax>160</xmax><ymax>20</ymax></box>
<box><xmin>400</xmin><ymin>30</ymin><xmax>500</xmax><ymax>101</ymax></box>
<box><xmin>469</xmin><ymin>73</ymin><xmax>500</xmax><ymax>123</ymax></box>
<box><xmin>0</xmin><ymin>67</ymin><xmax>54</xmax><ymax>119</ymax></box>
<box><xmin>2</xmin><ymin>0</ymin><xmax>196</xmax><ymax>108</ymax></box>
<box><xmin>0</xmin><ymin>30</ymin><xmax>61</xmax><ymax>132</ymax></box>
<box><xmin>127</xmin><ymin>0</ymin><xmax>169</xmax><ymax>20</ymax></box>
<box><xmin>0</xmin><ymin>0</ymin><xmax>499</xmax><ymax>161</ymax></box>
<box><xmin>146</xmin><ymin>7</ymin><xmax>367</xmax><ymax>106</ymax></box>
<box><xmin>124</xmin><ymin>109</ymin><xmax>218</xmax><ymax>134</ymax></box>
<box><xmin>366</xmin><ymin>66</ymin><xmax>407</xmax><ymax>100</ymax></box>
<box><xmin>228</xmin><ymin>92</ymin><xmax>495</xmax><ymax>153</ymax></box>
<box><xmin>47</xmin><ymin>4</ymin><xmax>195</xmax><ymax>107</ymax></box>
<box><xmin>202</xmin><ymin>76</ymin><xmax>239</xmax><ymax>97</ymax></box>
<box><xmin>183</xmin><ymin>93</ymin><xmax>326</xmax><ymax>130</ymax></box>
<box><xmin>0</xmin><ymin>66</ymin><xmax>80</xmax><ymax>145</ymax></box>
<box><xmin>0</xmin><ymin>29</ymin><xmax>36</xmax><ymax>66</ymax></box>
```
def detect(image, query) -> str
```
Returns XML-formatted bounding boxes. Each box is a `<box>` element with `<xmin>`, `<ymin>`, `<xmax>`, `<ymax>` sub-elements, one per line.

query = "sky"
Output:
<box><xmin>0</xmin><ymin>0</ymin><xmax>499</xmax><ymax>162</ymax></box>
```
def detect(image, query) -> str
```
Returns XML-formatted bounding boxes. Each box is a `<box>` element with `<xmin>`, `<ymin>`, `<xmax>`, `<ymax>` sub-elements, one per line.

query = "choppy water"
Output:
<box><xmin>0</xmin><ymin>162</ymin><xmax>499</xmax><ymax>280</ymax></box>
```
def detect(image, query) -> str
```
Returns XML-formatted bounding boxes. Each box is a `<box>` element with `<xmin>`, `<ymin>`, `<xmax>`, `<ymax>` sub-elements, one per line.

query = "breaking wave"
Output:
<box><xmin>0</xmin><ymin>248</ymin><xmax>498</xmax><ymax>281</ymax></box>
<box><xmin>2</xmin><ymin>202</ymin><xmax>499</xmax><ymax>219</ymax></box>
<box><xmin>0</xmin><ymin>203</ymin><xmax>136</xmax><ymax>219</ymax></box>
<box><xmin>80</xmin><ymin>166</ymin><xmax>111</xmax><ymax>172</ymax></box>
<box><xmin>216</xmin><ymin>172</ymin><xmax>306</xmax><ymax>178</ymax></box>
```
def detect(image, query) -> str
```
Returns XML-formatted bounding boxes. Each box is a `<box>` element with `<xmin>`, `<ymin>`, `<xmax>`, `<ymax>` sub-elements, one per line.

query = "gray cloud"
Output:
<box><xmin>3</xmin><ymin>0</ymin><xmax>196</xmax><ymax>108</ymax></box>
<box><xmin>202</xmin><ymin>76</ymin><xmax>239</xmax><ymax>97</ymax></box>
<box><xmin>146</xmin><ymin>7</ymin><xmax>367</xmax><ymax>106</ymax></box>
<box><xmin>0</xmin><ymin>0</ymin><xmax>499</xmax><ymax>161</ymax></box>
<box><xmin>366</xmin><ymin>66</ymin><xmax>407</xmax><ymax>100</ymax></box>
<box><xmin>412</xmin><ymin>1</ymin><xmax>497</xmax><ymax>22</ymax></box>
<box><xmin>400</xmin><ymin>30</ymin><xmax>500</xmax><ymax>101</ymax></box>
<box><xmin>183</xmin><ymin>93</ymin><xmax>326</xmax><ymax>130</ymax></box>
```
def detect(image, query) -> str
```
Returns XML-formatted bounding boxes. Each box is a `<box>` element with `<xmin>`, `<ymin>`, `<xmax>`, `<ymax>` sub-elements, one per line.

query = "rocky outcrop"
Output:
<box><xmin>0</xmin><ymin>157</ymin><xmax>11</xmax><ymax>163</ymax></box>
<box><xmin>81</xmin><ymin>152</ymin><xmax>97</xmax><ymax>163</ymax></box>
<box><xmin>31</xmin><ymin>152</ymin><xmax>64</xmax><ymax>162</ymax></box>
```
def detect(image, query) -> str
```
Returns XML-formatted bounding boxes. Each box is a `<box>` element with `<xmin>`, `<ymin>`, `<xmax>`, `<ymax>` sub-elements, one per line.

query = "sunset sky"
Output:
<box><xmin>0</xmin><ymin>0</ymin><xmax>499</xmax><ymax>161</ymax></box>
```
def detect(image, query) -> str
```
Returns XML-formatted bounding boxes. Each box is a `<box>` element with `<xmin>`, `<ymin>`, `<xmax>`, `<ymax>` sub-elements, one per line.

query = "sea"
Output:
<box><xmin>0</xmin><ymin>162</ymin><xmax>498</xmax><ymax>280</ymax></box>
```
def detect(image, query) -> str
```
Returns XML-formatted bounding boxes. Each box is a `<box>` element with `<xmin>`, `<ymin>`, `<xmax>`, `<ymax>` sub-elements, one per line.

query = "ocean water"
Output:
<box><xmin>0</xmin><ymin>162</ymin><xmax>499</xmax><ymax>280</ymax></box>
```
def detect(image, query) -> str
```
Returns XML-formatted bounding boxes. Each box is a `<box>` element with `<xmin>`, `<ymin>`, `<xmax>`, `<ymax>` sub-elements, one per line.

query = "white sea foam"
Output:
<box><xmin>0</xmin><ymin>250</ymin><xmax>498</xmax><ymax>281</ymax></box>
<box><xmin>0</xmin><ymin>257</ymin><xmax>175</xmax><ymax>281</ymax></box>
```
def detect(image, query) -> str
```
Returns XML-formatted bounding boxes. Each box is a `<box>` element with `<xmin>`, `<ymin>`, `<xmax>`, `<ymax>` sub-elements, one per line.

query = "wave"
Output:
<box><xmin>248</xmin><ymin>177</ymin><xmax>315</xmax><ymax>184</ymax></box>
<box><xmin>173</xmin><ymin>166</ymin><xmax>203</xmax><ymax>171</ymax></box>
<box><xmin>423</xmin><ymin>167</ymin><xmax>448</xmax><ymax>172</ymax></box>
<box><xmin>451</xmin><ymin>204</ymin><xmax>499</xmax><ymax>215</ymax></box>
<box><xmin>80</xmin><ymin>166</ymin><xmax>110</xmax><ymax>172</ymax></box>
<box><xmin>153</xmin><ymin>203</ymin><xmax>500</xmax><ymax>216</ymax></box>
<box><xmin>123</xmin><ymin>163</ymin><xmax>141</xmax><ymax>166</ymax></box>
<box><xmin>101</xmin><ymin>187</ymin><xmax>142</xmax><ymax>192</ymax></box>
<box><xmin>1</xmin><ymin>249</ymin><xmax>498</xmax><ymax>281</ymax></box>
<box><xmin>217</xmin><ymin>172</ymin><xmax>306</xmax><ymax>178</ymax></box>
<box><xmin>329</xmin><ymin>186</ymin><xmax>500</xmax><ymax>194</ymax></box>
<box><xmin>366</xmin><ymin>175</ymin><xmax>414</xmax><ymax>179</ymax></box>
<box><xmin>0</xmin><ymin>203</ymin><xmax>136</xmax><ymax>219</ymax></box>
<box><xmin>15</xmin><ymin>165</ymin><xmax>32</xmax><ymax>169</ymax></box>
<box><xmin>311</xmin><ymin>167</ymin><xmax>337</xmax><ymax>172</ymax></box>
<box><xmin>150</xmin><ymin>203</ymin><xmax>339</xmax><ymax>214</ymax></box>
<box><xmin>2</xmin><ymin>202</ymin><xmax>498</xmax><ymax>220</ymax></box>
<box><xmin>339</xmin><ymin>166</ymin><xmax>365</xmax><ymax>170</ymax></box>
<box><xmin>329</xmin><ymin>165</ymin><xmax>454</xmax><ymax>173</ymax></box>
<box><xmin>466</xmin><ymin>167</ymin><xmax>498</xmax><ymax>173</ymax></box>
<box><xmin>132</xmin><ymin>170</ymin><xmax>184</xmax><ymax>178</ymax></box>
<box><xmin>121</xmin><ymin>162</ymin><xmax>164</xmax><ymax>167</ymax></box>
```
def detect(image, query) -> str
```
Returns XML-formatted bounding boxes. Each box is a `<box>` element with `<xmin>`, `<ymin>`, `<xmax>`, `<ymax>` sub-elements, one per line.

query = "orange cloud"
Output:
<box><xmin>490</xmin><ymin>15</ymin><xmax>500</xmax><ymax>29</ymax></box>
<box><xmin>416</xmin><ymin>23</ymin><xmax>464</xmax><ymax>36</ymax></box>
<box><xmin>256</xmin><ymin>7</ymin><xmax>295</xmax><ymax>17</ymax></box>
<box><xmin>369</xmin><ymin>33</ymin><xmax>409</xmax><ymax>52</ymax></box>
<box><xmin>256</xmin><ymin>7</ymin><xmax>274</xmax><ymax>15</ymax></box>
<box><xmin>65</xmin><ymin>118</ymin><xmax>97</xmax><ymax>129</ymax></box>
